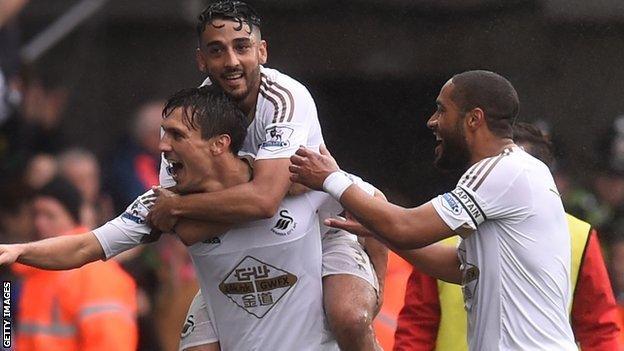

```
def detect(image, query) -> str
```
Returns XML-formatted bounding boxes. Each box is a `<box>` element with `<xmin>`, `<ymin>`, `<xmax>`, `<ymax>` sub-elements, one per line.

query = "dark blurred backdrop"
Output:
<box><xmin>11</xmin><ymin>0</ymin><xmax>624</xmax><ymax>202</ymax></box>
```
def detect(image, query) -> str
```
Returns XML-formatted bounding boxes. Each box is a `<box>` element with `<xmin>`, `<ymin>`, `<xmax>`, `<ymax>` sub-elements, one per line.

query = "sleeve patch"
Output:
<box><xmin>441</xmin><ymin>193</ymin><xmax>463</xmax><ymax>215</ymax></box>
<box><xmin>260</xmin><ymin>126</ymin><xmax>294</xmax><ymax>152</ymax></box>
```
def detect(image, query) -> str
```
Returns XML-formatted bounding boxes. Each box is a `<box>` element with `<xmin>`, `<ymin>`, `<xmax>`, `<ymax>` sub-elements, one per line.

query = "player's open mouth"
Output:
<box><xmin>223</xmin><ymin>72</ymin><xmax>243</xmax><ymax>80</ymax></box>
<box><xmin>167</xmin><ymin>160</ymin><xmax>184</xmax><ymax>178</ymax></box>
<box><xmin>223</xmin><ymin>72</ymin><xmax>244</xmax><ymax>82</ymax></box>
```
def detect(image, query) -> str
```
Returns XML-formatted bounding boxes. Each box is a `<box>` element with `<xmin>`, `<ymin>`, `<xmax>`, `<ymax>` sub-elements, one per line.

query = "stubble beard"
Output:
<box><xmin>434</xmin><ymin>124</ymin><xmax>471</xmax><ymax>172</ymax></box>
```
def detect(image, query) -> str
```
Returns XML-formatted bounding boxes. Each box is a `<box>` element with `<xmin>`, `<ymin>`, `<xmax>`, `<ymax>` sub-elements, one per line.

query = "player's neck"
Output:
<box><xmin>199</xmin><ymin>157</ymin><xmax>252</xmax><ymax>192</ymax></box>
<box><xmin>470</xmin><ymin>136</ymin><xmax>515</xmax><ymax>164</ymax></box>
<box><xmin>237</xmin><ymin>76</ymin><xmax>261</xmax><ymax>117</ymax></box>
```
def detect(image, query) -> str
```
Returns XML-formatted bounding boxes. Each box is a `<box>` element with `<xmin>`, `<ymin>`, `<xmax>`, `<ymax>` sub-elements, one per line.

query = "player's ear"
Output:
<box><xmin>466</xmin><ymin>108</ymin><xmax>485</xmax><ymax>130</ymax></box>
<box><xmin>196</xmin><ymin>48</ymin><xmax>208</xmax><ymax>73</ymax></box>
<box><xmin>258</xmin><ymin>40</ymin><xmax>267</xmax><ymax>65</ymax></box>
<box><xmin>212</xmin><ymin>134</ymin><xmax>232</xmax><ymax>155</ymax></box>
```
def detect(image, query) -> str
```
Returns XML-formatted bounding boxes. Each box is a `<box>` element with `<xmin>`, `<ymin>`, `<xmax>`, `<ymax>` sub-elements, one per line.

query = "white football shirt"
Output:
<box><xmin>160</xmin><ymin>66</ymin><xmax>323</xmax><ymax>187</ymax></box>
<box><xmin>431</xmin><ymin>146</ymin><xmax>576</xmax><ymax>351</ymax></box>
<box><xmin>92</xmin><ymin>190</ymin><xmax>349</xmax><ymax>350</ymax></box>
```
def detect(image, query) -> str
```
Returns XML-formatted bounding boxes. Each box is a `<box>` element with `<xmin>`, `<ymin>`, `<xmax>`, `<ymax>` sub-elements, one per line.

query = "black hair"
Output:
<box><xmin>162</xmin><ymin>85</ymin><xmax>248</xmax><ymax>154</ymax></box>
<box><xmin>512</xmin><ymin>122</ymin><xmax>555</xmax><ymax>169</ymax></box>
<box><xmin>451</xmin><ymin>70</ymin><xmax>519</xmax><ymax>139</ymax></box>
<box><xmin>37</xmin><ymin>177</ymin><xmax>83</xmax><ymax>224</ymax></box>
<box><xmin>196</xmin><ymin>1</ymin><xmax>261</xmax><ymax>37</ymax></box>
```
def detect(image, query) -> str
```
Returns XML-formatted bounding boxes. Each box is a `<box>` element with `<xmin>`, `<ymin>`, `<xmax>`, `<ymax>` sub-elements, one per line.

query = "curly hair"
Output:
<box><xmin>196</xmin><ymin>1</ymin><xmax>262</xmax><ymax>36</ymax></box>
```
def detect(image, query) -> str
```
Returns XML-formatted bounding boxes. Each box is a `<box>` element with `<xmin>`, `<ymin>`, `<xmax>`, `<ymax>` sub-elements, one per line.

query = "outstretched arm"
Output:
<box><xmin>0</xmin><ymin>232</ymin><xmax>104</xmax><ymax>270</ymax></box>
<box><xmin>290</xmin><ymin>146</ymin><xmax>459</xmax><ymax>249</ymax></box>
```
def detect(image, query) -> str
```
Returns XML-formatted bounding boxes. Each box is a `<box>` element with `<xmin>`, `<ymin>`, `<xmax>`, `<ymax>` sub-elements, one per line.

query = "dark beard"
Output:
<box><xmin>434</xmin><ymin>125</ymin><xmax>470</xmax><ymax>171</ymax></box>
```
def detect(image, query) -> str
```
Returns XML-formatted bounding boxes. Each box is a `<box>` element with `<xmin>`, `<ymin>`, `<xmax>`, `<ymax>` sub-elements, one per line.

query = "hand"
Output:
<box><xmin>0</xmin><ymin>244</ymin><xmax>22</xmax><ymax>266</ymax></box>
<box><xmin>289</xmin><ymin>144</ymin><xmax>340</xmax><ymax>190</ymax></box>
<box><xmin>147</xmin><ymin>186</ymin><xmax>180</xmax><ymax>233</ymax></box>
<box><xmin>324</xmin><ymin>213</ymin><xmax>375</xmax><ymax>237</ymax></box>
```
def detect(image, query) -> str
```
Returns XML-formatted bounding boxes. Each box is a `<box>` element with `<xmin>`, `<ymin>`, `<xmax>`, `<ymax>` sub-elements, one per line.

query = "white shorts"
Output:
<box><xmin>321</xmin><ymin>229</ymin><xmax>379</xmax><ymax>293</ymax></box>
<box><xmin>179</xmin><ymin>291</ymin><xmax>218</xmax><ymax>351</ymax></box>
<box><xmin>179</xmin><ymin>230</ymin><xmax>378</xmax><ymax>349</ymax></box>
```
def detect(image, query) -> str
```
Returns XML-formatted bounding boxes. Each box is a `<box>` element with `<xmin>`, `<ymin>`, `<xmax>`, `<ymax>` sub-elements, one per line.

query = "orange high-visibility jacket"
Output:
<box><xmin>373</xmin><ymin>251</ymin><xmax>413</xmax><ymax>350</ymax></box>
<box><xmin>14</xmin><ymin>228</ymin><xmax>138</xmax><ymax>351</ymax></box>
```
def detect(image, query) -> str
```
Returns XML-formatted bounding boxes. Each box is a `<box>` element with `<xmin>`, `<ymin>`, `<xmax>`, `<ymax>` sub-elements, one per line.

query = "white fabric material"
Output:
<box><xmin>179</xmin><ymin>291</ymin><xmax>217</xmax><ymax>351</ymax></box>
<box><xmin>93</xmin><ymin>190</ymin><xmax>344</xmax><ymax>350</ymax></box>
<box><xmin>431</xmin><ymin>146</ymin><xmax>576</xmax><ymax>351</ymax></box>
<box><xmin>92</xmin><ymin>190</ymin><xmax>158</xmax><ymax>259</ymax></box>
<box><xmin>159</xmin><ymin>66</ymin><xmax>323</xmax><ymax>187</ymax></box>
<box><xmin>321</xmin><ymin>229</ymin><xmax>378</xmax><ymax>292</ymax></box>
<box><xmin>323</xmin><ymin>171</ymin><xmax>354</xmax><ymax>200</ymax></box>
<box><xmin>186</xmin><ymin>191</ymin><xmax>339</xmax><ymax>351</ymax></box>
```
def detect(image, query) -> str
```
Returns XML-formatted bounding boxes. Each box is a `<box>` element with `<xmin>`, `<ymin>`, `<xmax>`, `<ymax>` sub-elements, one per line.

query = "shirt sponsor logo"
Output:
<box><xmin>260</xmin><ymin>126</ymin><xmax>294</xmax><ymax>152</ymax></box>
<box><xmin>441</xmin><ymin>193</ymin><xmax>462</xmax><ymax>215</ymax></box>
<box><xmin>451</xmin><ymin>187</ymin><xmax>485</xmax><ymax>225</ymax></box>
<box><xmin>219</xmin><ymin>256</ymin><xmax>298</xmax><ymax>318</ymax></box>
<box><xmin>271</xmin><ymin>210</ymin><xmax>296</xmax><ymax>236</ymax></box>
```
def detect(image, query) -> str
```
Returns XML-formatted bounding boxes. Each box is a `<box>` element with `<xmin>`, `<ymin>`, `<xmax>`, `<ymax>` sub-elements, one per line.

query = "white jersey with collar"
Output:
<box><xmin>159</xmin><ymin>66</ymin><xmax>323</xmax><ymax>187</ymax></box>
<box><xmin>430</xmin><ymin>146</ymin><xmax>576</xmax><ymax>351</ymax></box>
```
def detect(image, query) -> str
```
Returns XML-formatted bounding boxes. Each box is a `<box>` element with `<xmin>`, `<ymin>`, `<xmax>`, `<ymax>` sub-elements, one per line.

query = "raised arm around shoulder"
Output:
<box><xmin>175</xmin><ymin>158</ymin><xmax>292</xmax><ymax>222</ymax></box>
<box><xmin>0</xmin><ymin>232</ymin><xmax>105</xmax><ymax>270</ymax></box>
<box><xmin>340</xmin><ymin>185</ymin><xmax>457</xmax><ymax>250</ymax></box>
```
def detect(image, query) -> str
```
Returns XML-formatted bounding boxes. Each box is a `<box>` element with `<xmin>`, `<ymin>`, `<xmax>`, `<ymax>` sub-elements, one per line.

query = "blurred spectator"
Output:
<box><xmin>153</xmin><ymin>235</ymin><xmax>198</xmax><ymax>351</ymax></box>
<box><xmin>565</xmin><ymin>116</ymin><xmax>624</xmax><ymax>238</ymax></box>
<box><xmin>24</xmin><ymin>153</ymin><xmax>58</xmax><ymax>190</ymax></box>
<box><xmin>0</xmin><ymin>67</ymin><xmax>70</xmax><ymax>183</ymax></box>
<box><xmin>58</xmin><ymin>148</ymin><xmax>113</xmax><ymax>228</ymax></box>
<box><xmin>611</xmin><ymin>234</ymin><xmax>624</xmax><ymax>305</ymax></box>
<box><xmin>13</xmin><ymin>177</ymin><xmax>138</xmax><ymax>351</ymax></box>
<box><xmin>0</xmin><ymin>179</ymin><xmax>34</xmax><ymax>244</ymax></box>
<box><xmin>107</xmin><ymin>100</ymin><xmax>162</xmax><ymax>212</ymax></box>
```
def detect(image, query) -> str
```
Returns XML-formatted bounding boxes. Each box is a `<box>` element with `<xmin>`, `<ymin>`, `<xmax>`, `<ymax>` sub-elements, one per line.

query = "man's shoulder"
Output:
<box><xmin>260</xmin><ymin>66</ymin><xmax>313</xmax><ymax>102</ymax></box>
<box><xmin>457</xmin><ymin>147</ymin><xmax>530</xmax><ymax>193</ymax></box>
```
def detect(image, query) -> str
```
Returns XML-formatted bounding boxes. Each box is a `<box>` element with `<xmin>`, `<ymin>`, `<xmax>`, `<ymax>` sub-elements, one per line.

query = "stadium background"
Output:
<box><xmin>1</xmin><ymin>0</ymin><xmax>624</xmax><ymax>350</ymax></box>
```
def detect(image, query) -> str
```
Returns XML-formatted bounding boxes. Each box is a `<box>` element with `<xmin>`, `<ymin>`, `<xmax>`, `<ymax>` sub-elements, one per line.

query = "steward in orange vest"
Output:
<box><xmin>14</xmin><ymin>178</ymin><xmax>137</xmax><ymax>351</ymax></box>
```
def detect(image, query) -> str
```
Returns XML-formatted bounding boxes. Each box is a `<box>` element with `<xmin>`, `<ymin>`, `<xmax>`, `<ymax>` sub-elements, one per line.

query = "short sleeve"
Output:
<box><xmin>255</xmin><ymin>83</ymin><xmax>322</xmax><ymax>160</ymax></box>
<box><xmin>431</xmin><ymin>154</ymin><xmax>532</xmax><ymax>234</ymax></box>
<box><xmin>92</xmin><ymin>190</ymin><xmax>159</xmax><ymax>259</ymax></box>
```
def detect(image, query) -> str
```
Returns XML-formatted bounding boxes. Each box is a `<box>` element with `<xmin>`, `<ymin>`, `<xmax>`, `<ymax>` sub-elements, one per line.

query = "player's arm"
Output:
<box><xmin>291</xmin><ymin>146</ymin><xmax>460</xmax><ymax>249</ymax></box>
<box><xmin>151</xmin><ymin>158</ymin><xmax>291</xmax><ymax>228</ymax></box>
<box><xmin>326</xmin><ymin>214</ymin><xmax>461</xmax><ymax>283</ymax></box>
<box><xmin>0</xmin><ymin>232</ymin><xmax>104</xmax><ymax>270</ymax></box>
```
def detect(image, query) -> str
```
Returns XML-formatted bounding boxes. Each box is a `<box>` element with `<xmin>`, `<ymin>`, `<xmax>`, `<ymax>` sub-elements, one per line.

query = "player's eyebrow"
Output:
<box><xmin>232</xmin><ymin>37</ymin><xmax>252</xmax><ymax>44</ymax></box>
<box><xmin>204</xmin><ymin>40</ymin><xmax>225</xmax><ymax>48</ymax></box>
<box><xmin>162</xmin><ymin>125</ymin><xmax>187</xmax><ymax>136</ymax></box>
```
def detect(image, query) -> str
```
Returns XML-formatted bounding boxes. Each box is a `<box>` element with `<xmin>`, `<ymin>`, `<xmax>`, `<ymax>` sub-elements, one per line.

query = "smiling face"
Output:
<box><xmin>196</xmin><ymin>18</ymin><xmax>267</xmax><ymax>112</ymax></box>
<box><xmin>159</xmin><ymin>107</ymin><xmax>217</xmax><ymax>194</ymax></box>
<box><xmin>426</xmin><ymin>80</ymin><xmax>471</xmax><ymax>171</ymax></box>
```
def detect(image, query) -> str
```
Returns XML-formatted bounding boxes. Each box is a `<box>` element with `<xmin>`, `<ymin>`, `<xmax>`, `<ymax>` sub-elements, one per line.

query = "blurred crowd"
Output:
<box><xmin>0</xmin><ymin>1</ymin><xmax>623</xmax><ymax>351</ymax></box>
